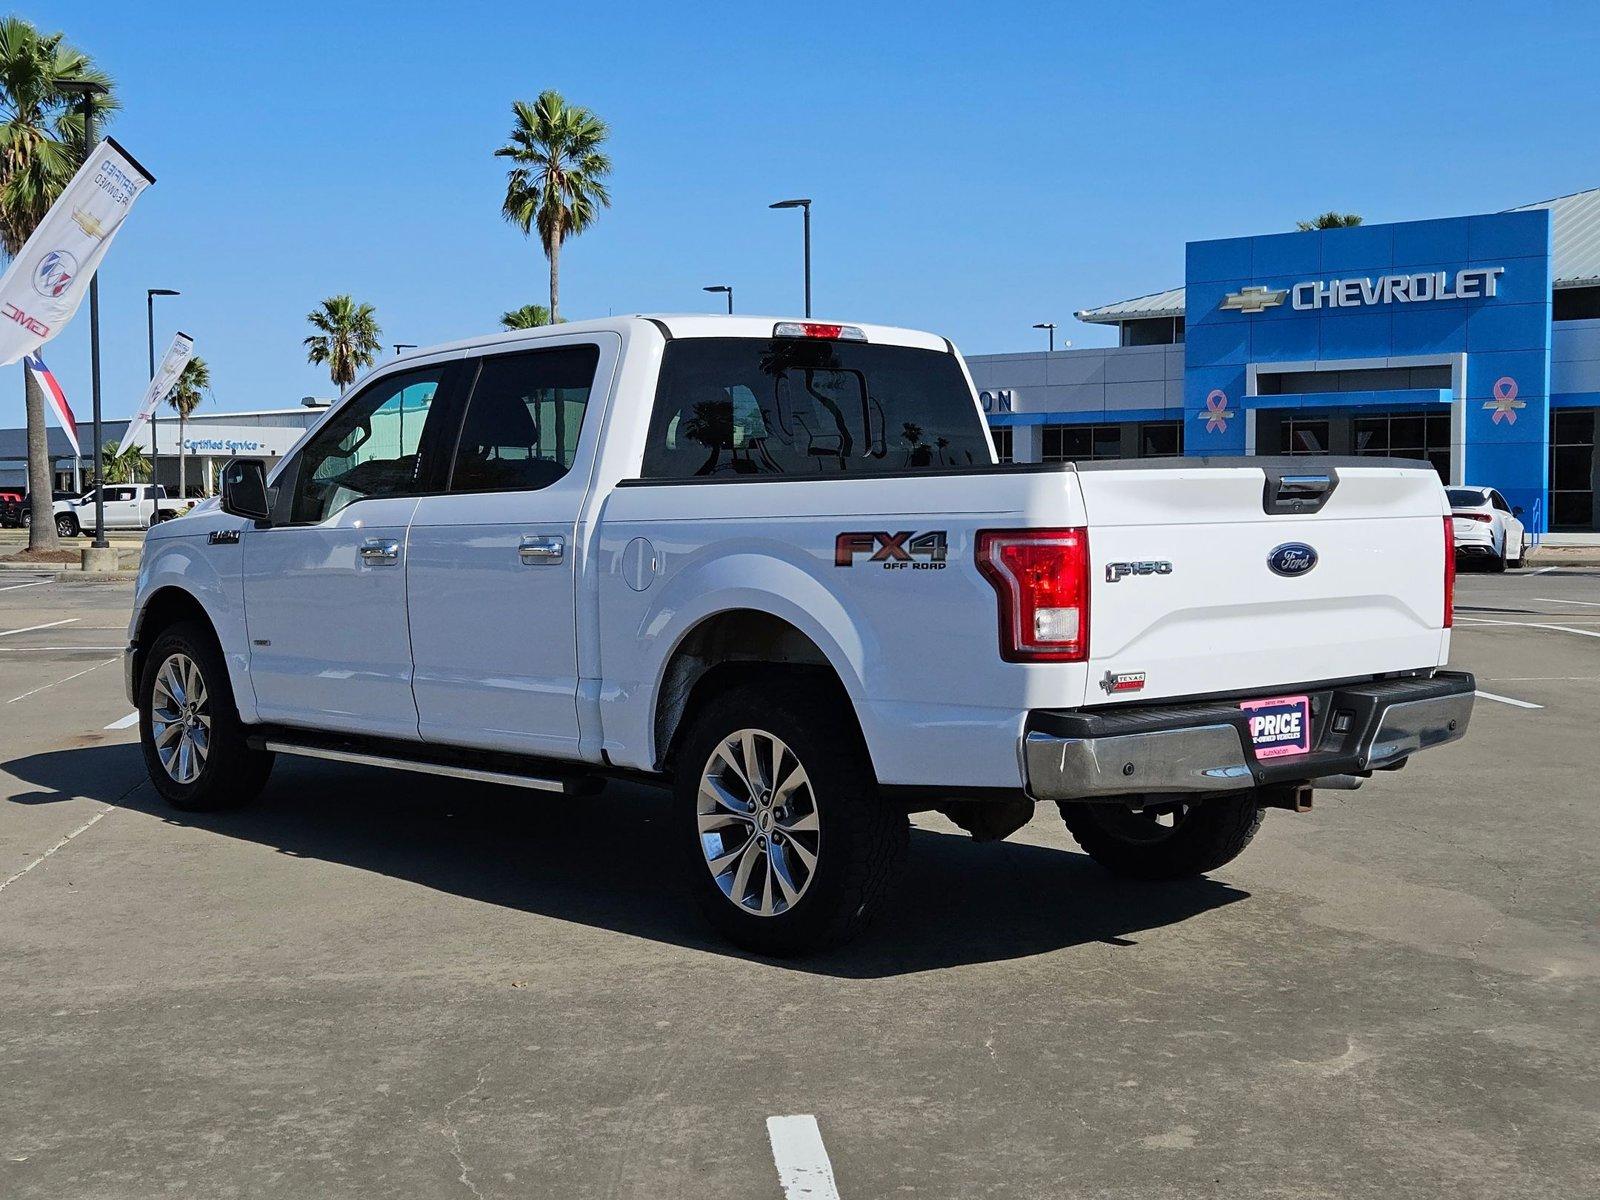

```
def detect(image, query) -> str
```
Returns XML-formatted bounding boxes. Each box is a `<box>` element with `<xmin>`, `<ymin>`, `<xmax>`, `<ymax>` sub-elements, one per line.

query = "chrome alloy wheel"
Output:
<box><xmin>150</xmin><ymin>652</ymin><xmax>211</xmax><ymax>785</ymax></box>
<box><xmin>696</xmin><ymin>729</ymin><xmax>821</xmax><ymax>917</ymax></box>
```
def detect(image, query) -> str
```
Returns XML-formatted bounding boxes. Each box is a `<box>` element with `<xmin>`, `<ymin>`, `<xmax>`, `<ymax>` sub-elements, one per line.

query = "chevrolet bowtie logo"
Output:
<box><xmin>1221</xmin><ymin>285</ymin><xmax>1288</xmax><ymax>313</ymax></box>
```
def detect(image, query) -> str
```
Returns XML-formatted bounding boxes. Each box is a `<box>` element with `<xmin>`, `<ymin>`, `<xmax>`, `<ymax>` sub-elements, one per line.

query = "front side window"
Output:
<box><xmin>641</xmin><ymin>337</ymin><xmax>991</xmax><ymax>479</ymax></box>
<box><xmin>291</xmin><ymin>367</ymin><xmax>444</xmax><ymax>523</ymax></box>
<box><xmin>449</xmin><ymin>345</ymin><xmax>599</xmax><ymax>493</ymax></box>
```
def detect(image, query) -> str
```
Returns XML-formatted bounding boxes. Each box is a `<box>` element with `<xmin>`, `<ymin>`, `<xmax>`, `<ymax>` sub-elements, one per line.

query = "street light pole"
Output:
<box><xmin>702</xmin><ymin>285</ymin><xmax>733</xmax><ymax>314</ymax></box>
<box><xmin>61</xmin><ymin>80</ymin><xmax>110</xmax><ymax>549</ymax></box>
<box><xmin>147</xmin><ymin>288</ymin><xmax>179</xmax><ymax>520</ymax></box>
<box><xmin>769</xmin><ymin>199</ymin><xmax>812</xmax><ymax>317</ymax></box>
<box><xmin>1032</xmin><ymin>322</ymin><xmax>1057</xmax><ymax>353</ymax></box>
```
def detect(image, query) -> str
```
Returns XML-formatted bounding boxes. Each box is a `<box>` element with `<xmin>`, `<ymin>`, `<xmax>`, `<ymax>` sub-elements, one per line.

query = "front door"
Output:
<box><xmin>242</xmin><ymin>364</ymin><xmax>453</xmax><ymax>739</ymax></box>
<box><xmin>407</xmin><ymin>338</ymin><xmax>611</xmax><ymax>759</ymax></box>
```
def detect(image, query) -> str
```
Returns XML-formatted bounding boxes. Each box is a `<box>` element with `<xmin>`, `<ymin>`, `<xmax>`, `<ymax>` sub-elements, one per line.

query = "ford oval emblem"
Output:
<box><xmin>1268</xmin><ymin>542</ymin><xmax>1318</xmax><ymax>577</ymax></box>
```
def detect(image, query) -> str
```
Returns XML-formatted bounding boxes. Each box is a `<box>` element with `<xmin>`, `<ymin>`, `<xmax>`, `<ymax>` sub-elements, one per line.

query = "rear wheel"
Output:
<box><xmin>139</xmin><ymin>620</ymin><xmax>274</xmax><ymax>811</ymax></box>
<box><xmin>1057</xmin><ymin>793</ymin><xmax>1264</xmax><ymax>880</ymax></box>
<box><xmin>675</xmin><ymin>678</ymin><xmax>907</xmax><ymax>955</ymax></box>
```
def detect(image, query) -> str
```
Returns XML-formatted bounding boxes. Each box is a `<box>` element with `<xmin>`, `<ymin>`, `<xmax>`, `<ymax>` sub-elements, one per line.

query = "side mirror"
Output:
<box><xmin>220</xmin><ymin>457</ymin><xmax>271</xmax><ymax>522</ymax></box>
<box><xmin>1512</xmin><ymin>506</ymin><xmax>1524</xmax><ymax>516</ymax></box>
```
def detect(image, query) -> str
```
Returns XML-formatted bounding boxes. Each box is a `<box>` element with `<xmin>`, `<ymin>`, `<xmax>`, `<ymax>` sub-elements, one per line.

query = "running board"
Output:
<box><xmin>248</xmin><ymin>730</ymin><xmax>600</xmax><ymax>795</ymax></box>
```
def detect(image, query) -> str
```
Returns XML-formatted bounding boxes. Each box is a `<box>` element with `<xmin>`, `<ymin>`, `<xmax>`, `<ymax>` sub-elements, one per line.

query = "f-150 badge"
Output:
<box><xmin>1105</xmin><ymin>559</ymin><xmax>1172</xmax><ymax>583</ymax></box>
<box><xmin>835</xmin><ymin>531</ymin><xmax>948</xmax><ymax>570</ymax></box>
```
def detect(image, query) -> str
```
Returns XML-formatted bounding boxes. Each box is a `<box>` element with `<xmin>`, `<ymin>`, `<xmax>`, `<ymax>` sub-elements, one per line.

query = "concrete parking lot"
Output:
<box><xmin>0</xmin><ymin>566</ymin><xmax>1596</xmax><ymax>1198</ymax></box>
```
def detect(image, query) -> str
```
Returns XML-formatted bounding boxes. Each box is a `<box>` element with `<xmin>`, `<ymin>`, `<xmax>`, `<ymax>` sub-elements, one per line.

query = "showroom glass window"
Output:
<box><xmin>290</xmin><ymin>368</ymin><xmax>444</xmax><ymax>523</ymax></box>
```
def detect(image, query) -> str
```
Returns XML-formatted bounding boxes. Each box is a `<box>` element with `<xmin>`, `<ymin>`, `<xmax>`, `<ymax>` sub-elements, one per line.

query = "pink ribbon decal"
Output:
<box><xmin>1484</xmin><ymin>375</ymin><xmax>1525</xmax><ymax>425</ymax></box>
<box><xmin>1201</xmin><ymin>388</ymin><xmax>1235</xmax><ymax>433</ymax></box>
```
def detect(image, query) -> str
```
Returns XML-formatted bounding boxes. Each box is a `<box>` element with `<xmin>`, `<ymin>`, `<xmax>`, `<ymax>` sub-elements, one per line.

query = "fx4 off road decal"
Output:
<box><xmin>835</xmin><ymin>531</ymin><xmax>948</xmax><ymax>571</ymax></box>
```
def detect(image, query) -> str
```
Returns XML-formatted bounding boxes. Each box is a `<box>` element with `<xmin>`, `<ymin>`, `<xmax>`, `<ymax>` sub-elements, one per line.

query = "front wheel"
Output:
<box><xmin>675</xmin><ymin>678</ymin><xmax>908</xmax><ymax>956</ymax></box>
<box><xmin>54</xmin><ymin>513</ymin><xmax>78</xmax><ymax>538</ymax></box>
<box><xmin>139</xmin><ymin>620</ymin><xmax>274</xmax><ymax>811</ymax></box>
<box><xmin>1057</xmin><ymin>793</ymin><xmax>1264</xmax><ymax>880</ymax></box>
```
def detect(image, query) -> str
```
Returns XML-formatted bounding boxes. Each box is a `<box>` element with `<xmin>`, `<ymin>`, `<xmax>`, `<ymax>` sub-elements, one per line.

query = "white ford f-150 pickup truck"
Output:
<box><xmin>126</xmin><ymin>315</ymin><xmax>1474</xmax><ymax>953</ymax></box>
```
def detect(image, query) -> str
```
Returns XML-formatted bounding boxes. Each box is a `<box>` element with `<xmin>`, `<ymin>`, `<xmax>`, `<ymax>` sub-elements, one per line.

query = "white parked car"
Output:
<box><xmin>1447</xmin><ymin>486</ymin><xmax>1527</xmax><ymax>571</ymax></box>
<box><xmin>125</xmin><ymin>316</ymin><xmax>1476</xmax><ymax>954</ymax></box>
<box><xmin>54</xmin><ymin>484</ymin><xmax>179</xmax><ymax>537</ymax></box>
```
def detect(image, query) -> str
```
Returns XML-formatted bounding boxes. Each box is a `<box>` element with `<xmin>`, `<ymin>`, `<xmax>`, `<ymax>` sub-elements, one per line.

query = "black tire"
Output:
<box><xmin>1489</xmin><ymin>543</ymin><xmax>1507</xmax><ymax>573</ymax></box>
<box><xmin>1057</xmin><ymin>793</ymin><xmax>1264</xmax><ymax>880</ymax></box>
<box><xmin>19</xmin><ymin>509</ymin><xmax>29</xmax><ymax>527</ymax></box>
<box><xmin>54</xmin><ymin>513</ymin><xmax>78</xmax><ymax>538</ymax></box>
<box><xmin>1507</xmin><ymin>537</ymin><xmax>1527</xmax><ymax>569</ymax></box>
<box><xmin>674</xmin><ymin>677</ymin><xmax>908</xmax><ymax>956</ymax></box>
<box><xmin>139</xmin><ymin>619</ymin><xmax>274</xmax><ymax>811</ymax></box>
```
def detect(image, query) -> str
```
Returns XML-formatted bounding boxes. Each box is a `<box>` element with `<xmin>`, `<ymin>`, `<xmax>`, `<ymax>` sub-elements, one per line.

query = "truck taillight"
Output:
<box><xmin>1443</xmin><ymin>515</ymin><xmax>1455</xmax><ymax>629</ymax></box>
<box><xmin>976</xmin><ymin>528</ymin><xmax>1090</xmax><ymax>662</ymax></box>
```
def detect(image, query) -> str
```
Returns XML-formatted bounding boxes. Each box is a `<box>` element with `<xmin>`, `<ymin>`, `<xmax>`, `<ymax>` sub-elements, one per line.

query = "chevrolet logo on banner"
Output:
<box><xmin>1221</xmin><ymin>285</ymin><xmax>1289</xmax><ymax>313</ymax></box>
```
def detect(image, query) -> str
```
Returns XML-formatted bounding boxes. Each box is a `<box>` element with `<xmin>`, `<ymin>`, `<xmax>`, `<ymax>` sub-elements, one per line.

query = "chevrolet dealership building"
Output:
<box><xmin>968</xmin><ymin>188</ymin><xmax>1600</xmax><ymax>532</ymax></box>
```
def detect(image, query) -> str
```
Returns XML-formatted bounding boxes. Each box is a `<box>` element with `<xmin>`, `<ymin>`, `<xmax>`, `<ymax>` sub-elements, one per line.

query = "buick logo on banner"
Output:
<box><xmin>33</xmin><ymin>250</ymin><xmax>77</xmax><ymax>299</ymax></box>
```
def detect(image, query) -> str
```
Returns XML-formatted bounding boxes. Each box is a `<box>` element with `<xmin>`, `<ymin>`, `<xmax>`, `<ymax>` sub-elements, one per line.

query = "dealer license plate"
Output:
<box><xmin>1239</xmin><ymin>695</ymin><xmax>1312</xmax><ymax>759</ymax></box>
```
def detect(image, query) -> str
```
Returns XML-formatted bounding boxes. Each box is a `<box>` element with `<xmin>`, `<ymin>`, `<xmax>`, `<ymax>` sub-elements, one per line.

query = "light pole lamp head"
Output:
<box><xmin>58</xmin><ymin>79</ymin><xmax>110</xmax><ymax>98</ymax></box>
<box><xmin>148</xmin><ymin>288</ymin><xmax>180</xmax><ymax>299</ymax></box>
<box><xmin>702</xmin><ymin>285</ymin><xmax>731</xmax><ymax>294</ymax></box>
<box><xmin>769</xmin><ymin>198</ymin><xmax>811</xmax><ymax>210</ymax></box>
<box><xmin>1032</xmin><ymin>322</ymin><xmax>1056</xmax><ymax>331</ymax></box>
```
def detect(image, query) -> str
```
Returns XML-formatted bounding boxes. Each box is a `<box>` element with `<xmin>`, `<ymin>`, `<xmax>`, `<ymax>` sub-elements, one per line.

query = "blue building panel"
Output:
<box><xmin>1182</xmin><ymin>207</ymin><xmax>1556</xmax><ymax>530</ymax></box>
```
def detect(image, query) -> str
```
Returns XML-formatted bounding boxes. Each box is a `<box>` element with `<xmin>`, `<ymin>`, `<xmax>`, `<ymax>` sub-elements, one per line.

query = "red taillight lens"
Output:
<box><xmin>976</xmin><ymin>528</ymin><xmax>1090</xmax><ymax>661</ymax></box>
<box><xmin>1453</xmin><ymin>511</ymin><xmax>1493</xmax><ymax>523</ymax></box>
<box><xmin>1443</xmin><ymin>515</ymin><xmax>1455</xmax><ymax>628</ymax></box>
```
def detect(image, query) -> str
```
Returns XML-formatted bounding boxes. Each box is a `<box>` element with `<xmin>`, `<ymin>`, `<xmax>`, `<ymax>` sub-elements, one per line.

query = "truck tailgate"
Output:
<box><xmin>1076</xmin><ymin>461</ymin><xmax>1449</xmax><ymax>707</ymax></box>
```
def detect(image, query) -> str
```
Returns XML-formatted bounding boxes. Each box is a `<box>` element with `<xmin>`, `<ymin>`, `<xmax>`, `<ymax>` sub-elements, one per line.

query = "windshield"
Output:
<box><xmin>641</xmin><ymin>337</ymin><xmax>993</xmax><ymax>479</ymax></box>
<box><xmin>1446</xmin><ymin>488</ymin><xmax>1487</xmax><ymax>507</ymax></box>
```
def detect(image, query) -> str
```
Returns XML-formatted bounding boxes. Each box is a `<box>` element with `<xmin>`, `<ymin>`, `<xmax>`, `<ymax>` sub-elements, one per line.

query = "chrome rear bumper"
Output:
<box><xmin>1023</xmin><ymin>672</ymin><xmax>1475</xmax><ymax>802</ymax></box>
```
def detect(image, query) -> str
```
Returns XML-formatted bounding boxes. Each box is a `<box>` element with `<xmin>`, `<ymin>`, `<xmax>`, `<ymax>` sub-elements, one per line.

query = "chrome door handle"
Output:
<box><xmin>359</xmin><ymin>538</ymin><xmax>401</xmax><ymax>563</ymax></box>
<box><xmin>519</xmin><ymin>535</ymin><xmax>565</xmax><ymax>565</ymax></box>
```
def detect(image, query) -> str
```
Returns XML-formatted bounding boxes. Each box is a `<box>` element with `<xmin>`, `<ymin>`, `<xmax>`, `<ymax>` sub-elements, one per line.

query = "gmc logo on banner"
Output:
<box><xmin>835</xmin><ymin>531</ymin><xmax>949</xmax><ymax>570</ymax></box>
<box><xmin>2</xmin><ymin>303</ymin><xmax>49</xmax><ymax>338</ymax></box>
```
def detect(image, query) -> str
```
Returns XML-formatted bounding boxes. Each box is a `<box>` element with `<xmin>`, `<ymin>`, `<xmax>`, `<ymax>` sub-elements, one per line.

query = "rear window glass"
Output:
<box><xmin>1446</xmin><ymin>488</ymin><xmax>1486</xmax><ymax>507</ymax></box>
<box><xmin>641</xmin><ymin>337</ymin><xmax>992</xmax><ymax>479</ymax></box>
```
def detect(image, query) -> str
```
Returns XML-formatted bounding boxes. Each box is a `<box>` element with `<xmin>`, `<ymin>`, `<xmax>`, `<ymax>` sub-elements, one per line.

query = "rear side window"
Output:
<box><xmin>641</xmin><ymin>337</ymin><xmax>992</xmax><ymax>479</ymax></box>
<box><xmin>449</xmin><ymin>345</ymin><xmax>600</xmax><ymax>493</ymax></box>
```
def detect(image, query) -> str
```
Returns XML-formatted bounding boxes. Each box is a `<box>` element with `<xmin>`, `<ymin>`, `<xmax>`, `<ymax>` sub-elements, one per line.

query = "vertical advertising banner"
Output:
<box><xmin>117</xmin><ymin>331</ymin><xmax>194</xmax><ymax>455</ymax></box>
<box><xmin>0</xmin><ymin>137</ymin><xmax>155</xmax><ymax>365</ymax></box>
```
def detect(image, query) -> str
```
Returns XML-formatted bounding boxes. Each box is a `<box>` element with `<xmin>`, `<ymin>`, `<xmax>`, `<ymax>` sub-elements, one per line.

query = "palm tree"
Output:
<box><xmin>0</xmin><ymin>16</ymin><xmax>116</xmax><ymax>551</ymax></box>
<box><xmin>500</xmin><ymin>303</ymin><xmax>555</xmax><ymax>330</ymax></box>
<box><xmin>304</xmin><ymin>295</ymin><xmax>381</xmax><ymax>393</ymax></box>
<box><xmin>495</xmin><ymin>90</ymin><xmax>612</xmax><ymax>322</ymax></box>
<box><xmin>166</xmin><ymin>355</ymin><xmax>210</xmax><ymax>498</ymax></box>
<box><xmin>100</xmin><ymin>440</ymin><xmax>147</xmax><ymax>484</ymax></box>
<box><xmin>1296</xmin><ymin>212</ymin><xmax>1363</xmax><ymax>231</ymax></box>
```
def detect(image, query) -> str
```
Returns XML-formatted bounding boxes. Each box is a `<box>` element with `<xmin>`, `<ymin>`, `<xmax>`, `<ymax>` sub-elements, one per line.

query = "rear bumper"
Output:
<box><xmin>1022</xmin><ymin>671</ymin><xmax>1475</xmax><ymax>802</ymax></box>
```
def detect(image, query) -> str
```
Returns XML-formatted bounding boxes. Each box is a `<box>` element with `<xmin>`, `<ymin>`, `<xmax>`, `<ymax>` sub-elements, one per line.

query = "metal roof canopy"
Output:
<box><xmin>1077</xmin><ymin>186</ymin><xmax>1600</xmax><ymax>325</ymax></box>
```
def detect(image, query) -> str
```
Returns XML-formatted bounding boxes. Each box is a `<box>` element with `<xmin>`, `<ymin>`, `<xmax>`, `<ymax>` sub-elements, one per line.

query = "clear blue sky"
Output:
<box><xmin>20</xmin><ymin>0</ymin><xmax>1600</xmax><ymax>416</ymax></box>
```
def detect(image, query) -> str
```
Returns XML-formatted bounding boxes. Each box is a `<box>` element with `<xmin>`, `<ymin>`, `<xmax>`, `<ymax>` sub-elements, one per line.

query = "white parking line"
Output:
<box><xmin>0</xmin><ymin>617</ymin><xmax>77</xmax><ymax>638</ymax></box>
<box><xmin>104</xmin><ymin>711</ymin><xmax>139</xmax><ymax>730</ymax></box>
<box><xmin>0</xmin><ymin>646</ymin><xmax>123</xmax><ymax>652</ymax></box>
<box><xmin>767</xmin><ymin>1115</ymin><xmax>842</xmax><ymax>1200</ymax></box>
<box><xmin>1534</xmin><ymin>597</ymin><xmax>1600</xmax><ymax>608</ymax></box>
<box><xmin>1474</xmin><ymin>689</ymin><xmax>1544</xmax><ymax>710</ymax></box>
<box><xmin>6</xmin><ymin>656</ymin><xmax>117</xmax><ymax>703</ymax></box>
<box><xmin>0</xmin><ymin>578</ymin><xmax>51</xmax><ymax>593</ymax></box>
<box><xmin>1456</xmin><ymin>618</ymin><xmax>1600</xmax><ymax>640</ymax></box>
<box><xmin>1529</xmin><ymin>566</ymin><xmax>1561</xmax><ymax>576</ymax></box>
<box><xmin>0</xmin><ymin>806</ymin><xmax>113</xmax><ymax>895</ymax></box>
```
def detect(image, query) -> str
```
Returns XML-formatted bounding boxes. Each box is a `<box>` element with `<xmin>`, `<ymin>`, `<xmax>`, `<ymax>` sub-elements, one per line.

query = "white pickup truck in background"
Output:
<box><xmin>125</xmin><ymin>315</ymin><xmax>1475</xmax><ymax>954</ymax></box>
<box><xmin>54</xmin><ymin>484</ymin><xmax>179</xmax><ymax>537</ymax></box>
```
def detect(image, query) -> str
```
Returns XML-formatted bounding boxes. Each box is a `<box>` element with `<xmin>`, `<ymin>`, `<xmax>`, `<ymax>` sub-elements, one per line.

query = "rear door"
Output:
<box><xmin>1075</xmin><ymin>461</ymin><xmax>1449</xmax><ymax>706</ymax></box>
<box><xmin>406</xmin><ymin>335</ymin><xmax>615</xmax><ymax>760</ymax></box>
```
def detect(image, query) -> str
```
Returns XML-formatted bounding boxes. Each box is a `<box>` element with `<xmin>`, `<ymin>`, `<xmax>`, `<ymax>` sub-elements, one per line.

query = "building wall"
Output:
<box><xmin>1182</xmin><ymin>210</ymin><xmax>1554</xmax><ymax>524</ymax></box>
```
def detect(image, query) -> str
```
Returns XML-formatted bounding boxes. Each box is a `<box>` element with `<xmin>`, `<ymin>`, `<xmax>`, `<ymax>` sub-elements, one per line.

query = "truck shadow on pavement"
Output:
<box><xmin>7</xmin><ymin>743</ymin><xmax>1250</xmax><ymax>978</ymax></box>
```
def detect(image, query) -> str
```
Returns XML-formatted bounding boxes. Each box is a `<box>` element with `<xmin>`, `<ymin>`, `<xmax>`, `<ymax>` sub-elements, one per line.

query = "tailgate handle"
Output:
<box><xmin>1263</xmin><ymin>466</ymin><xmax>1339</xmax><ymax>514</ymax></box>
<box><xmin>1278</xmin><ymin>474</ymin><xmax>1332</xmax><ymax>496</ymax></box>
